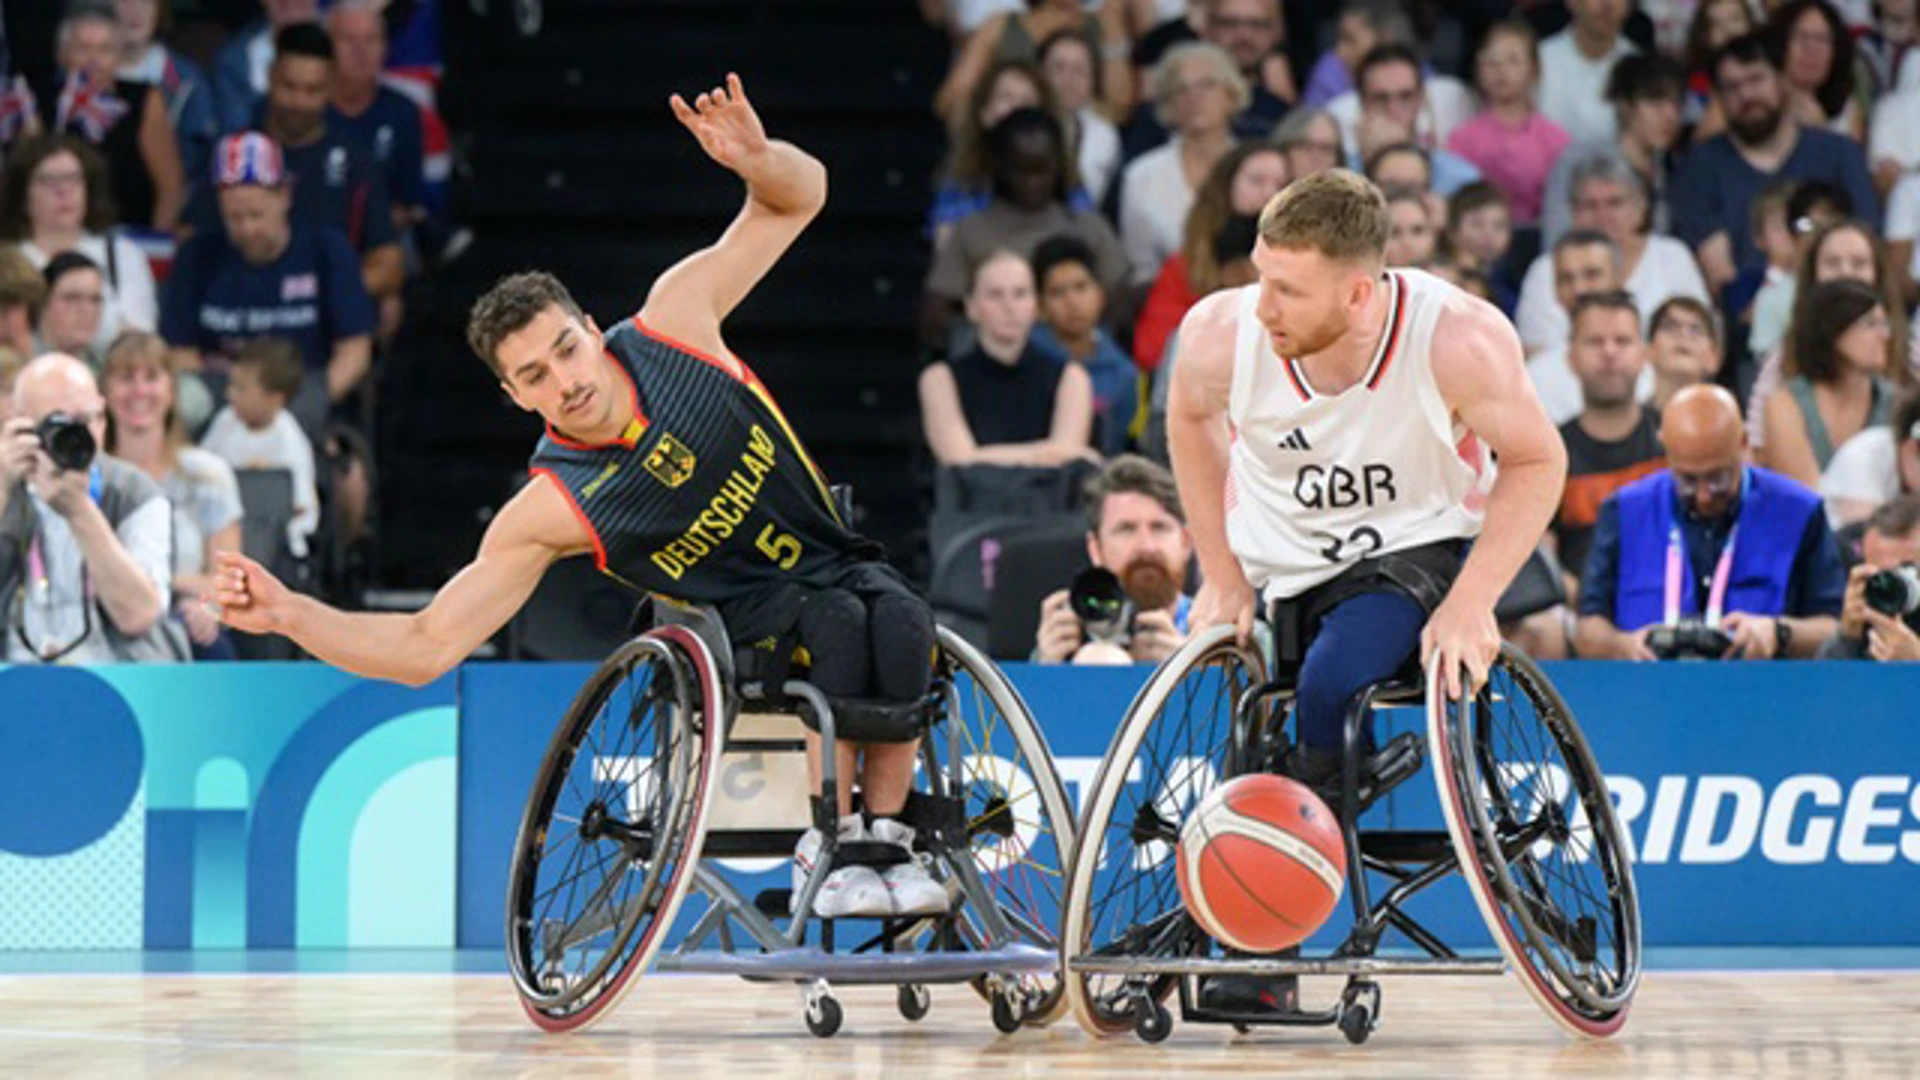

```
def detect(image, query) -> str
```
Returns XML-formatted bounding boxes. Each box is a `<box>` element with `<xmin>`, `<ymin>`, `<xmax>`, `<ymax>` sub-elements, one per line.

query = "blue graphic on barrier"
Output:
<box><xmin>0</xmin><ymin>664</ymin><xmax>456</xmax><ymax>950</ymax></box>
<box><xmin>0</xmin><ymin>668</ymin><xmax>143</xmax><ymax>857</ymax></box>
<box><xmin>458</xmin><ymin>660</ymin><xmax>1920</xmax><ymax>952</ymax></box>
<box><xmin>3</xmin><ymin>657</ymin><xmax>1915</xmax><ymax>954</ymax></box>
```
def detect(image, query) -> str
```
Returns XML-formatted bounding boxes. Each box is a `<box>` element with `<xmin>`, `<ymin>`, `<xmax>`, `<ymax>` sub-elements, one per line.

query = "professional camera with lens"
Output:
<box><xmin>1069</xmin><ymin>567</ymin><xmax>1135</xmax><ymax>647</ymax></box>
<box><xmin>1645</xmin><ymin>619</ymin><xmax>1733</xmax><ymax>661</ymax></box>
<box><xmin>34</xmin><ymin>412</ymin><xmax>96</xmax><ymax>473</ymax></box>
<box><xmin>1864</xmin><ymin>564</ymin><xmax>1920</xmax><ymax>630</ymax></box>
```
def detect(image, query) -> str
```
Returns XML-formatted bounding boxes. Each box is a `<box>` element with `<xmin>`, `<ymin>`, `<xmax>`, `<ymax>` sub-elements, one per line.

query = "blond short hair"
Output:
<box><xmin>1257</xmin><ymin>169</ymin><xmax>1389</xmax><ymax>264</ymax></box>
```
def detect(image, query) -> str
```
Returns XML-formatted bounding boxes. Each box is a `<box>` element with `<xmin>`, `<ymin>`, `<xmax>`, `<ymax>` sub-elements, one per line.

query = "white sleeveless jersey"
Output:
<box><xmin>1225</xmin><ymin>268</ymin><xmax>1495</xmax><ymax>600</ymax></box>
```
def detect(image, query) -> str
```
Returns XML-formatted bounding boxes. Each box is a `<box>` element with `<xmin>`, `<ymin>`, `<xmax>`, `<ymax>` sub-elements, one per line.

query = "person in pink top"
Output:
<box><xmin>1445</xmin><ymin>20</ymin><xmax>1572</xmax><ymax>224</ymax></box>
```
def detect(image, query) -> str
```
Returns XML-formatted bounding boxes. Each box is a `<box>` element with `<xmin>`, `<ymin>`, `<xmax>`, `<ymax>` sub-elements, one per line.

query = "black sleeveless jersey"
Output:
<box><xmin>528</xmin><ymin>317</ymin><xmax>883</xmax><ymax>609</ymax></box>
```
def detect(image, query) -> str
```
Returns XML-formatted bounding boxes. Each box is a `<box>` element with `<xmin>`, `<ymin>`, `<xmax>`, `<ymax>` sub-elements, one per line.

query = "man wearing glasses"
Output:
<box><xmin>1574</xmin><ymin>384</ymin><xmax>1842</xmax><ymax>660</ymax></box>
<box><xmin>0</xmin><ymin>352</ymin><xmax>177</xmax><ymax>664</ymax></box>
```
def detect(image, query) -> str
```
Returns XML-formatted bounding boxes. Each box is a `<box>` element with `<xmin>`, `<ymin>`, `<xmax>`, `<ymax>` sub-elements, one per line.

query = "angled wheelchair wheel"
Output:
<box><xmin>505</xmin><ymin>626</ymin><xmax>727</xmax><ymax>1033</ymax></box>
<box><xmin>1428</xmin><ymin>645</ymin><xmax>1642</xmax><ymax>1039</ymax></box>
<box><xmin>1060</xmin><ymin>625</ymin><xmax>1270</xmax><ymax>1038</ymax></box>
<box><xmin>916</xmin><ymin>627</ymin><xmax>1078</xmax><ymax>1028</ymax></box>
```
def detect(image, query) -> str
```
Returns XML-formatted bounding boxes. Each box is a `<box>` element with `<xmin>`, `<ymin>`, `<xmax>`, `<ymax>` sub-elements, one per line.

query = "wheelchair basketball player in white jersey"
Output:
<box><xmin>1166</xmin><ymin>169</ymin><xmax>1569</xmax><ymax>1013</ymax></box>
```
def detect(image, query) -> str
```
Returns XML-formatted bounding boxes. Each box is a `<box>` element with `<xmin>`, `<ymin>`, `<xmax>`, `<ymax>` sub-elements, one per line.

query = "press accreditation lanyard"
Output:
<box><xmin>13</xmin><ymin>466</ymin><xmax>104</xmax><ymax>662</ymax></box>
<box><xmin>1663</xmin><ymin>523</ymin><xmax>1737</xmax><ymax>630</ymax></box>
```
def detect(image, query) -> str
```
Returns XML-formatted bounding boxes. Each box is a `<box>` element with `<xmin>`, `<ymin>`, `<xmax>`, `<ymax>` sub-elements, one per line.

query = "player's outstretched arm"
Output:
<box><xmin>213</xmin><ymin>479</ymin><xmax>586</xmax><ymax>686</ymax></box>
<box><xmin>643</xmin><ymin>73</ymin><xmax>826</xmax><ymax>354</ymax></box>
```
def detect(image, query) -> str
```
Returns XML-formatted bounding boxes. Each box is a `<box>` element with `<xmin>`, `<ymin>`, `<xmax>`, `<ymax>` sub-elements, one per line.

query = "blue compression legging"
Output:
<box><xmin>1294</xmin><ymin>590</ymin><xmax>1428</xmax><ymax>752</ymax></box>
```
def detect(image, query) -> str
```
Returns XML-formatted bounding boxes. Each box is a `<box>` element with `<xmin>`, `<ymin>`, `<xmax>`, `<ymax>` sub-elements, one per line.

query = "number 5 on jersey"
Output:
<box><xmin>757</xmin><ymin>523</ymin><xmax>803</xmax><ymax>569</ymax></box>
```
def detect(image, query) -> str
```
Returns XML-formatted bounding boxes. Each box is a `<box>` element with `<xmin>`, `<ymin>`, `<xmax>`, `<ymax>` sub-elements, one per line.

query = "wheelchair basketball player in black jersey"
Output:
<box><xmin>212</xmin><ymin>74</ymin><xmax>946</xmax><ymax>920</ymax></box>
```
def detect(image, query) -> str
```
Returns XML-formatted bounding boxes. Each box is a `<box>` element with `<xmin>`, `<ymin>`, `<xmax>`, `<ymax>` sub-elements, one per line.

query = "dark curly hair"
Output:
<box><xmin>466</xmin><ymin>271</ymin><xmax>588</xmax><ymax>376</ymax></box>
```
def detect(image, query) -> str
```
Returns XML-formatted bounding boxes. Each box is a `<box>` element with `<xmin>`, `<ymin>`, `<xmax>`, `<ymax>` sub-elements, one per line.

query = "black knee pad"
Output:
<box><xmin>798</xmin><ymin>588</ymin><xmax>870</xmax><ymax>697</ymax></box>
<box><xmin>869</xmin><ymin>591</ymin><xmax>935</xmax><ymax>701</ymax></box>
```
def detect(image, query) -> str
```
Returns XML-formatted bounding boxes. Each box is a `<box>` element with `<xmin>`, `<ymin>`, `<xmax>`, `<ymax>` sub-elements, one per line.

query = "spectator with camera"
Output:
<box><xmin>1575</xmin><ymin>385</ymin><xmax>1842</xmax><ymax>661</ymax></box>
<box><xmin>1819</xmin><ymin>496</ymin><xmax>1920</xmax><ymax>661</ymax></box>
<box><xmin>1034</xmin><ymin>454</ymin><xmax>1192</xmax><ymax>665</ymax></box>
<box><xmin>0</xmin><ymin>352</ymin><xmax>181</xmax><ymax>663</ymax></box>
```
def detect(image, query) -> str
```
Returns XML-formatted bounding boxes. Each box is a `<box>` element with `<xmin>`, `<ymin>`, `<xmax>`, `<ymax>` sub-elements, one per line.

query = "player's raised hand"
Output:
<box><xmin>211</xmin><ymin>550</ymin><xmax>295</xmax><ymax>636</ymax></box>
<box><xmin>670</xmin><ymin>73</ymin><xmax>769</xmax><ymax>173</ymax></box>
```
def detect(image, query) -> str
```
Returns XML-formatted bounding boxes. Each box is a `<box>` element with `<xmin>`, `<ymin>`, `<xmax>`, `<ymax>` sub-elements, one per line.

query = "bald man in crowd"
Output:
<box><xmin>1574</xmin><ymin>385</ymin><xmax>1842</xmax><ymax>660</ymax></box>
<box><xmin>0</xmin><ymin>353</ymin><xmax>180</xmax><ymax>663</ymax></box>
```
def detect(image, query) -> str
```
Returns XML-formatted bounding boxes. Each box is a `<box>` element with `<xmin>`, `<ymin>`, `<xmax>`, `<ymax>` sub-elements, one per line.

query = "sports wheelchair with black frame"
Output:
<box><xmin>1058</xmin><ymin>615</ymin><xmax>1642</xmax><ymax>1045</ymax></box>
<box><xmin>502</xmin><ymin>593</ymin><xmax>1076</xmax><ymax>1038</ymax></box>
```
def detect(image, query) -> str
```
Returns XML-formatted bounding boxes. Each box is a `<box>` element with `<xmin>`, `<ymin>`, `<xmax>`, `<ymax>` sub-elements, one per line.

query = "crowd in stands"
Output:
<box><xmin>917</xmin><ymin>0</ymin><xmax>1920</xmax><ymax>667</ymax></box>
<box><xmin>0</xmin><ymin>0</ymin><xmax>445</xmax><ymax>663</ymax></box>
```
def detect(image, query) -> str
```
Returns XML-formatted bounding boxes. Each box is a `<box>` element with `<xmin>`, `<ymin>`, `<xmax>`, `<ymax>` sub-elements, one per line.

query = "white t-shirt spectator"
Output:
<box><xmin>20</xmin><ymin>232</ymin><xmax>160</xmax><ymax>359</ymax></box>
<box><xmin>1514</xmin><ymin>235</ymin><xmax>1711</xmax><ymax>353</ymax></box>
<box><xmin>1074</xmin><ymin>107</ymin><xmax>1122</xmax><ymax>205</ymax></box>
<box><xmin>1820</xmin><ymin>427</ymin><xmax>1906</xmax><ymax>527</ymax></box>
<box><xmin>158</xmin><ymin>448</ymin><xmax>244</xmax><ymax>581</ymax></box>
<box><xmin>1119</xmin><ymin>139</ymin><xmax>1199</xmax><ymax>285</ymax></box>
<box><xmin>1536</xmin><ymin>32</ymin><xmax>1637</xmax><ymax>147</ymax></box>
<box><xmin>1747</xmin><ymin>265</ymin><xmax>1798</xmax><ymax>361</ymax></box>
<box><xmin>200</xmin><ymin>406</ymin><xmax>319</xmax><ymax>558</ymax></box>
<box><xmin>1889</xmin><ymin>172</ymin><xmax>1920</xmax><ymax>281</ymax></box>
<box><xmin>1326</xmin><ymin>74</ymin><xmax>1477</xmax><ymax>158</ymax></box>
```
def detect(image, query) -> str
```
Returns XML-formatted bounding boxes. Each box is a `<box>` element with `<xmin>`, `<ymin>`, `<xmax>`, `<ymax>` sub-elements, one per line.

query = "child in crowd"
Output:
<box><xmin>1748</xmin><ymin>180</ymin><xmax>1852</xmax><ymax>356</ymax></box>
<box><xmin>1028</xmin><ymin>234</ymin><xmax>1139</xmax><ymax>456</ymax></box>
<box><xmin>1444</xmin><ymin>181</ymin><xmax>1518</xmax><ymax>313</ymax></box>
<box><xmin>1445</xmin><ymin>20</ymin><xmax>1570</xmax><ymax>224</ymax></box>
<box><xmin>199</xmin><ymin>338</ymin><xmax>319</xmax><ymax>560</ymax></box>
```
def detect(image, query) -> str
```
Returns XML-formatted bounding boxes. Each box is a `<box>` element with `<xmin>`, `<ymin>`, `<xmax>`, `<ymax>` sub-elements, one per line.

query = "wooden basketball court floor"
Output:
<box><xmin>2</xmin><ymin>959</ymin><xmax>1917</xmax><ymax>1078</ymax></box>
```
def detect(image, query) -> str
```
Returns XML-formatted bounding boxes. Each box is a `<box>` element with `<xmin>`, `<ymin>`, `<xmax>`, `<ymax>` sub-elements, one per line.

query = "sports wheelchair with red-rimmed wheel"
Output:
<box><xmin>503</xmin><ymin>597</ymin><xmax>1076</xmax><ymax>1038</ymax></box>
<box><xmin>1058</xmin><ymin>622</ymin><xmax>1641</xmax><ymax>1045</ymax></box>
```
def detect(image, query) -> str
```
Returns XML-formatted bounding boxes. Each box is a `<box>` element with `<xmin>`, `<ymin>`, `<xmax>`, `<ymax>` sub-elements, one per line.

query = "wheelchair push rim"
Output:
<box><xmin>899</xmin><ymin>628</ymin><xmax>1078</xmax><ymax>1028</ymax></box>
<box><xmin>505</xmin><ymin>626</ymin><xmax>727</xmax><ymax>1033</ymax></box>
<box><xmin>1060</xmin><ymin>625</ymin><xmax>1269</xmax><ymax>1038</ymax></box>
<box><xmin>1427</xmin><ymin>645</ymin><xmax>1643</xmax><ymax>1038</ymax></box>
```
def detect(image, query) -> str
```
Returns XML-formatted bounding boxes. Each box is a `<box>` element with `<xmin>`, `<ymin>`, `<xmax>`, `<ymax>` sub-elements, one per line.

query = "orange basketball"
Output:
<box><xmin>1176</xmin><ymin>774</ymin><xmax>1347</xmax><ymax>953</ymax></box>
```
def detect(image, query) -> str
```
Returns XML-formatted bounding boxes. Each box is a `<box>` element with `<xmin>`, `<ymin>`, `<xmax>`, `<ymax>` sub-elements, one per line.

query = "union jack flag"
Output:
<box><xmin>0</xmin><ymin>76</ymin><xmax>35</xmax><ymax>143</ymax></box>
<box><xmin>55</xmin><ymin>70</ymin><xmax>129</xmax><ymax>143</ymax></box>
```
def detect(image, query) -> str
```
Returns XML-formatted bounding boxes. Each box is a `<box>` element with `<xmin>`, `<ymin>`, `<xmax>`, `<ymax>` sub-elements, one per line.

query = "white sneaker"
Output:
<box><xmin>870</xmin><ymin>818</ymin><xmax>950</xmax><ymax>916</ymax></box>
<box><xmin>793</xmin><ymin>816</ymin><xmax>892</xmax><ymax>918</ymax></box>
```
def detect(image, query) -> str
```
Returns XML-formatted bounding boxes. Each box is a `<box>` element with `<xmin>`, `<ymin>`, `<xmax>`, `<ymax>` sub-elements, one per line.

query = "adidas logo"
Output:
<box><xmin>1278</xmin><ymin>427</ymin><xmax>1312</xmax><ymax>451</ymax></box>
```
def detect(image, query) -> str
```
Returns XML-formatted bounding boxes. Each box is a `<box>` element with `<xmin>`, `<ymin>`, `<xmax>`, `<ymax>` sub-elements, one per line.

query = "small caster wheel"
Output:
<box><xmin>1232</xmin><ymin>1023</ymin><xmax>1253</xmax><ymax>1035</ymax></box>
<box><xmin>898</xmin><ymin>984</ymin><xmax>931</xmax><ymax>1022</ymax></box>
<box><xmin>991</xmin><ymin>991</ymin><xmax>1023</xmax><ymax>1034</ymax></box>
<box><xmin>1338</xmin><ymin>980</ymin><xmax>1379</xmax><ymax>1045</ymax></box>
<box><xmin>1134</xmin><ymin>1001</ymin><xmax>1173</xmax><ymax>1044</ymax></box>
<box><xmin>805</xmin><ymin>991</ymin><xmax>843</xmax><ymax>1038</ymax></box>
<box><xmin>1338</xmin><ymin>1001</ymin><xmax>1372</xmax><ymax>1045</ymax></box>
